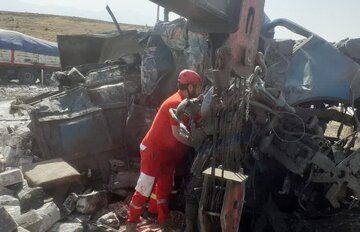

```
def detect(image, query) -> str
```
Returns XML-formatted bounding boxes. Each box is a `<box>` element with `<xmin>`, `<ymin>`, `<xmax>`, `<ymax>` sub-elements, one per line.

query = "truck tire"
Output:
<box><xmin>42</xmin><ymin>70</ymin><xmax>56</xmax><ymax>85</ymax></box>
<box><xmin>17</xmin><ymin>68</ymin><xmax>39</xmax><ymax>85</ymax></box>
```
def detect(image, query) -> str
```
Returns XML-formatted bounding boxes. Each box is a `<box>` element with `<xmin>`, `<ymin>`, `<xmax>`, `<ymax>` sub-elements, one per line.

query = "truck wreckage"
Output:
<box><xmin>2</xmin><ymin>0</ymin><xmax>360</xmax><ymax>231</ymax></box>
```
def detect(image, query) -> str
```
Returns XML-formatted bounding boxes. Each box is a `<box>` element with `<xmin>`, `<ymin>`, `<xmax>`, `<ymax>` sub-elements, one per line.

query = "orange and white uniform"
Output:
<box><xmin>127</xmin><ymin>90</ymin><xmax>190</xmax><ymax>224</ymax></box>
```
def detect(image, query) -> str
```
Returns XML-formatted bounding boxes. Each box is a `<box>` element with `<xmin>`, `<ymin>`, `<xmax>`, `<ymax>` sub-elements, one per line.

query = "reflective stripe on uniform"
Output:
<box><xmin>150</xmin><ymin>193</ymin><xmax>157</xmax><ymax>200</ymax></box>
<box><xmin>130</xmin><ymin>201</ymin><xmax>142</xmax><ymax>210</ymax></box>
<box><xmin>157</xmin><ymin>199</ymin><xmax>168</xmax><ymax>205</ymax></box>
<box><xmin>140</xmin><ymin>143</ymin><xmax>147</xmax><ymax>151</ymax></box>
<box><xmin>135</xmin><ymin>172</ymin><xmax>155</xmax><ymax>197</ymax></box>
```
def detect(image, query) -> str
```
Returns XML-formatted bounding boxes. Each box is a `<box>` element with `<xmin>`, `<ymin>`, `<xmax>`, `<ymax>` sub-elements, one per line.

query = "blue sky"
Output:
<box><xmin>0</xmin><ymin>0</ymin><xmax>359</xmax><ymax>41</ymax></box>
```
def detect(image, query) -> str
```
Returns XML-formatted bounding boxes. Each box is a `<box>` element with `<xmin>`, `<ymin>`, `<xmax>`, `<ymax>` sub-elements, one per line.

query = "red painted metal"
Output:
<box><xmin>228</xmin><ymin>0</ymin><xmax>265</xmax><ymax>77</ymax></box>
<box><xmin>0</xmin><ymin>63</ymin><xmax>57</xmax><ymax>68</ymax></box>
<box><xmin>11</xmin><ymin>49</ymin><xmax>14</xmax><ymax>64</ymax></box>
<box><xmin>221</xmin><ymin>181</ymin><xmax>246</xmax><ymax>232</ymax></box>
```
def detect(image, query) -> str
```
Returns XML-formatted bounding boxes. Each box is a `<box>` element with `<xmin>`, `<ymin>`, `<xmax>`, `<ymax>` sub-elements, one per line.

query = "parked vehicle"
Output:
<box><xmin>0</xmin><ymin>29</ymin><xmax>60</xmax><ymax>84</ymax></box>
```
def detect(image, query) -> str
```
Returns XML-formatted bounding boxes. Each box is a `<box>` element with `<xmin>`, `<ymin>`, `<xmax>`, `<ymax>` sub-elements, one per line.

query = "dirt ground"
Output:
<box><xmin>0</xmin><ymin>84</ymin><xmax>56</xmax><ymax>101</ymax></box>
<box><xmin>0</xmin><ymin>11</ymin><xmax>149</xmax><ymax>42</ymax></box>
<box><xmin>0</xmin><ymin>84</ymin><xmax>56</xmax><ymax>129</ymax></box>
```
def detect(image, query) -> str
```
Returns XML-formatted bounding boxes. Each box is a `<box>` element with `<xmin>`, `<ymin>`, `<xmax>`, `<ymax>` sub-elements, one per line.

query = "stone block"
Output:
<box><xmin>0</xmin><ymin>206</ymin><xmax>17</xmax><ymax>232</ymax></box>
<box><xmin>48</xmin><ymin>222</ymin><xmax>84</xmax><ymax>232</ymax></box>
<box><xmin>96</xmin><ymin>212</ymin><xmax>120</xmax><ymax>229</ymax></box>
<box><xmin>0</xmin><ymin>185</ymin><xmax>14</xmax><ymax>196</ymax></box>
<box><xmin>0</xmin><ymin>130</ymin><xmax>11</xmax><ymax>147</ymax></box>
<box><xmin>17</xmin><ymin>187</ymin><xmax>46</xmax><ymax>213</ymax></box>
<box><xmin>17</xmin><ymin>227</ymin><xmax>30</xmax><ymax>232</ymax></box>
<box><xmin>76</xmin><ymin>191</ymin><xmax>107</xmax><ymax>214</ymax></box>
<box><xmin>0</xmin><ymin>146</ymin><xmax>24</xmax><ymax>168</ymax></box>
<box><xmin>22</xmin><ymin>158</ymin><xmax>80</xmax><ymax>188</ymax></box>
<box><xmin>0</xmin><ymin>146</ymin><xmax>15</xmax><ymax>160</ymax></box>
<box><xmin>0</xmin><ymin>154</ymin><xmax>5</xmax><ymax>172</ymax></box>
<box><xmin>0</xmin><ymin>195</ymin><xmax>21</xmax><ymax>218</ymax></box>
<box><xmin>15</xmin><ymin>210</ymin><xmax>42</xmax><ymax>232</ymax></box>
<box><xmin>36</xmin><ymin>202</ymin><xmax>61</xmax><ymax>232</ymax></box>
<box><xmin>0</xmin><ymin>168</ymin><xmax>23</xmax><ymax>187</ymax></box>
<box><xmin>8</xmin><ymin>135</ymin><xmax>23</xmax><ymax>148</ymax></box>
<box><xmin>67</xmin><ymin>213</ymin><xmax>91</xmax><ymax>223</ymax></box>
<box><xmin>17</xmin><ymin>156</ymin><xmax>33</xmax><ymax>169</ymax></box>
<box><xmin>63</xmin><ymin>193</ymin><xmax>78</xmax><ymax>215</ymax></box>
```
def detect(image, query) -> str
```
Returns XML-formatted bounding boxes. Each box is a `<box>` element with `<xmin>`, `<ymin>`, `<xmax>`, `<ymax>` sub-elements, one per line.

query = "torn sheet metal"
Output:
<box><xmin>29</xmin><ymin>81</ymin><xmax>130</xmax><ymax>159</ymax></box>
<box><xmin>57</xmin><ymin>31</ymin><xmax>142</xmax><ymax>70</ymax></box>
<box><xmin>263</xmin><ymin>19</ymin><xmax>360</xmax><ymax>105</ymax></box>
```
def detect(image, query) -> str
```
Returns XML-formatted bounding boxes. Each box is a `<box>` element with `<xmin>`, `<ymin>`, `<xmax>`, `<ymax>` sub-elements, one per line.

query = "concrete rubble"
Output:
<box><xmin>17</xmin><ymin>227</ymin><xmax>30</xmax><ymax>232</ymax></box>
<box><xmin>0</xmin><ymin>185</ymin><xmax>13</xmax><ymax>196</ymax></box>
<box><xmin>48</xmin><ymin>222</ymin><xmax>84</xmax><ymax>232</ymax></box>
<box><xmin>75</xmin><ymin>191</ymin><xmax>107</xmax><ymax>214</ymax></box>
<box><xmin>2</xmin><ymin>3</ymin><xmax>360</xmax><ymax>232</ymax></box>
<box><xmin>63</xmin><ymin>193</ymin><xmax>78</xmax><ymax>215</ymax></box>
<box><xmin>16</xmin><ymin>209</ymin><xmax>43</xmax><ymax>232</ymax></box>
<box><xmin>96</xmin><ymin>211</ymin><xmax>120</xmax><ymax>228</ymax></box>
<box><xmin>0</xmin><ymin>168</ymin><xmax>23</xmax><ymax>187</ymax></box>
<box><xmin>0</xmin><ymin>206</ymin><xmax>18</xmax><ymax>232</ymax></box>
<box><xmin>37</xmin><ymin>202</ymin><xmax>61</xmax><ymax>232</ymax></box>
<box><xmin>17</xmin><ymin>186</ymin><xmax>46</xmax><ymax>213</ymax></box>
<box><xmin>22</xmin><ymin>159</ymin><xmax>81</xmax><ymax>188</ymax></box>
<box><xmin>0</xmin><ymin>195</ymin><xmax>21</xmax><ymax>218</ymax></box>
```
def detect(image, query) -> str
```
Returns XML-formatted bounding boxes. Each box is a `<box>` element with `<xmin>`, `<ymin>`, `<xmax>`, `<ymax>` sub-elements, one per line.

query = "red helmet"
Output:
<box><xmin>178</xmin><ymin>69</ymin><xmax>202</xmax><ymax>86</ymax></box>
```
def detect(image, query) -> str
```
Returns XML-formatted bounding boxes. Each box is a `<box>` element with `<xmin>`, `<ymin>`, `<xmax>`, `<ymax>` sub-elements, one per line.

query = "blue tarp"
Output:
<box><xmin>0</xmin><ymin>29</ymin><xmax>59</xmax><ymax>56</ymax></box>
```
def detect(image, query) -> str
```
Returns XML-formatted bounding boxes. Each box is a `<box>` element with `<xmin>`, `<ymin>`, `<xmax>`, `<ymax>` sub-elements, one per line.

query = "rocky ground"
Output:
<box><xmin>0</xmin><ymin>84</ymin><xmax>56</xmax><ymax>101</ymax></box>
<box><xmin>0</xmin><ymin>84</ymin><xmax>55</xmax><ymax>129</ymax></box>
<box><xmin>0</xmin><ymin>83</ymin><xmax>184</xmax><ymax>232</ymax></box>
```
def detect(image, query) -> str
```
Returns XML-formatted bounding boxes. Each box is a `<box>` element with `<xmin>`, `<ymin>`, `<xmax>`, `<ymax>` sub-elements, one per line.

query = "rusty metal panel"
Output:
<box><xmin>220</xmin><ymin>181</ymin><xmax>246</xmax><ymax>232</ymax></box>
<box><xmin>228</xmin><ymin>0</ymin><xmax>265</xmax><ymax>77</ymax></box>
<box><xmin>31</xmin><ymin>109</ymin><xmax>113</xmax><ymax>159</ymax></box>
<box><xmin>199</xmin><ymin>168</ymin><xmax>247</xmax><ymax>232</ymax></box>
<box><xmin>29</xmin><ymin>84</ymin><xmax>129</xmax><ymax>160</ymax></box>
<box><xmin>59</xmin><ymin>112</ymin><xmax>112</xmax><ymax>157</ymax></box>
<box><xmin>57</xmin><ymin>31</ymin><xmax>142</xmax><ymax>70</ymax></box>
<box><xmin>150</xmin><ymin>0</ymin><xmax>243</xmax><ymax>33</ymax></box>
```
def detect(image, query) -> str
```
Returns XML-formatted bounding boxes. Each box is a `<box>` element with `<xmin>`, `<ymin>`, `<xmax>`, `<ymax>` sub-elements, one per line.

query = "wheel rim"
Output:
<box><xmin>24</xmin><ymin>72</ymin><xmax>34</xmax><ymax>81</ymax></box>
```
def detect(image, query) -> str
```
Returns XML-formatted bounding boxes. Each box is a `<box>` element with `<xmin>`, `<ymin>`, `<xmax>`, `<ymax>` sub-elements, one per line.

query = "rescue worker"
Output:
<box><xmin>126</xmin><ymin>69</ymin><xmax>203</xmax><ymax>231</ymax></box>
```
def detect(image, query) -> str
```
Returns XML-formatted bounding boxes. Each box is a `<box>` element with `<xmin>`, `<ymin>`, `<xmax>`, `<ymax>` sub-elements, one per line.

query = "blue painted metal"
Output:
<box><xmin>29</xmin><ymin>83</ymin><xmax>129</xmax><ymax>160</ymax></box>
<box><xmin>0</xmin><ymin>29</ymin><xmax>59</xmax><ymax>56</ymax></box>
<box><xmin>263</xmin><ymin>19</ymin><xmax>360</xmax><ymax>105</ymax></box>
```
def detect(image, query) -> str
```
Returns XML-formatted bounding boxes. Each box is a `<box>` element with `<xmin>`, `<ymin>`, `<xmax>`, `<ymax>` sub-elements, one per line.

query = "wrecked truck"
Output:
<box><xmin>4</xmin><ymin>0</ymin><xmax>360</xmax><ymax>231</ymax></box>
<box><xmin>145</xmin><ymin>0</ymin><xmax>360</xmax><ymax>231</ymax></box>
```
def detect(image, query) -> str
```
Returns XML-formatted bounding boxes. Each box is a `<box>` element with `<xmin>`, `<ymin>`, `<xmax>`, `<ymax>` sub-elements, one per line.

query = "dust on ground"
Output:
<box><xmin>0</xmin><ymin>84</ymin><xmax>56</xmax><ymax>101</ymax></box>
<box><xmin>0</xmin><ymin>84</ymin><xmax>56</xmax><ymax>129</ymax></box>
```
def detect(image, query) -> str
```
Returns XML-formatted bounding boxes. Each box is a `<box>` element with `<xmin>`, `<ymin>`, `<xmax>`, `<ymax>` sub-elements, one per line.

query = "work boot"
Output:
<box><xmin>125</xmin><ymin>222</ymin><xmax>137</xmax><ymax>232</ymax></box>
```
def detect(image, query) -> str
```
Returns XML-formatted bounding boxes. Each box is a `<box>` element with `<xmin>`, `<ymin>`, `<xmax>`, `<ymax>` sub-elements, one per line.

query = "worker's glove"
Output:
<box><xmin>170</xmin><ymin>98</ymin><xmax>202</xmax><ymax>123</ymax></box>
<box><xmin>170</xmin><ymin>97</ymin><xmax>203</xmax><ymax>140</ymax></box>
<box><xmin>179</xmin><ymin>122</ymin><xmax>191</xmax><ymax>139</ymax></box>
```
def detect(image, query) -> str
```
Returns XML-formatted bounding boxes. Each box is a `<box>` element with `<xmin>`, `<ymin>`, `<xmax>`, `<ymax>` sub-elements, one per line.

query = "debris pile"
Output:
<box><xmin>1</xmin><ymin>20</ymin><xmax>199</xmax><ymax>231</ymax></box>
<box><xmin>2</xmin><ymin>10</ymin><xmax>360</xmax><ymax>232</ymax></box>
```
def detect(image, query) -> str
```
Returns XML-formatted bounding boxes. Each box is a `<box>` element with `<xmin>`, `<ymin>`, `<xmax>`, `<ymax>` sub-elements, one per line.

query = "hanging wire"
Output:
<box><xmin>269</xmin><ymin>111</ymin><xmax>306</xmax><ymax>143</ymax></box>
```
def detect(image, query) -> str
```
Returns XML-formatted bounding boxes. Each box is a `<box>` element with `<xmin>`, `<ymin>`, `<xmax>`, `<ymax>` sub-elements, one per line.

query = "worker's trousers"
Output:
<box><xmin>127</xmin><ymin>144</ymin><xmax>173</xmax><ymax>224</ymax></box>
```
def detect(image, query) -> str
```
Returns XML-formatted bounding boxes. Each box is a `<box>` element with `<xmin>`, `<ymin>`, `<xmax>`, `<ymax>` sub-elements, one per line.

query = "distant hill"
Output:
<box><xmin>0</xmin><ymin>11</ymin><xmax>149</xmax><ymax>42</ymax></box>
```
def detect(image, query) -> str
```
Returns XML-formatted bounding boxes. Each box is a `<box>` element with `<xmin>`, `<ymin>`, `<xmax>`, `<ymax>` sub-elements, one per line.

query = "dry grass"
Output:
<box><xmin>0</xmin><ymin>11</ymin><xmax>149</xmax><ymax>42</ymax></box>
